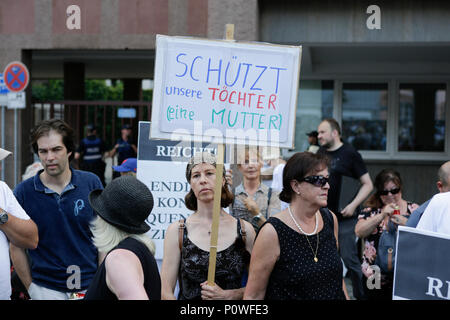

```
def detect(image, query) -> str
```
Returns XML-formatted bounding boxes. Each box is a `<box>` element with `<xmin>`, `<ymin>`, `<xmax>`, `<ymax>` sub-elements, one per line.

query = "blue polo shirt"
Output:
<box><xmin>14</xmin><ymin>168</ymin><xmax>103</xmax><ymax>292</ymax></box>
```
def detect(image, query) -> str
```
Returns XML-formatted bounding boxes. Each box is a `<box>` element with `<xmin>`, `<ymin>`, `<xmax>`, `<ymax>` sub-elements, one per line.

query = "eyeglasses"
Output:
<box><xmin>299</xmin><ymin>175</ymin><xmax>329</xmax><ymax>188</ymax></box>
<box><xmin>379</xmin><ymin>187</ymin><xmax>401</xmax><ymax>196</ymax></box>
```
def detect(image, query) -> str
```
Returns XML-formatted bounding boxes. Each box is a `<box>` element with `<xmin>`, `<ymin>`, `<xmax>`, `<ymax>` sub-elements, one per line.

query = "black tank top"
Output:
<box><xmin>264</xmin><ymin>208</ymin><xmax>345</xmax><ymax>300</ymax></box>
<box><xmin>84</xmin><ymin>237</ymin><xmax>161</xmax><ymax>300</ymax></box>
<box><xmin>178</xmin><ymin>218</ymin><xmax>250</xmax><ymax>300</ymax></box>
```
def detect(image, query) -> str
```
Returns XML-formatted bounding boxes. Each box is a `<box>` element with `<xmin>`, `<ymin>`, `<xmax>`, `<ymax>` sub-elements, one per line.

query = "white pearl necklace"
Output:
<box><xmin>288</xmin><ymin>206</ymin><xmax>318</xmax><ymax>236</ymax></box>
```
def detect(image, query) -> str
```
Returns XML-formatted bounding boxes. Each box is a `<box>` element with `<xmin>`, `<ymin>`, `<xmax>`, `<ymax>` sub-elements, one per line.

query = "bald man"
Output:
<box><xmin>406</xmin><ymin>161</ymin><xmax>450</xmax><ymax>228</ymax></box>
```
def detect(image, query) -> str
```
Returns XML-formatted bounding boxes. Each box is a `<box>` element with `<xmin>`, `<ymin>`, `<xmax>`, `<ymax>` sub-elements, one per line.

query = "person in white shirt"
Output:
<box><xmin>416</xmin><ymin>191</ymin><xmax>450</xmax><ymax>235</ymax></box>
<box><xmin>0</xmin><ymin>148</ymin><xmax>38</xmax><ymax>300</ymax></box>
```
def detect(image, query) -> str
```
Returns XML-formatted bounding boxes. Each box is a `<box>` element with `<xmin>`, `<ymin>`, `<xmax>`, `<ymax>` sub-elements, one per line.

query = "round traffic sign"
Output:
<box><xmin>3</xmin><ymin>61</ymin><xmax>29</xmax><ymax>93</ymax></box>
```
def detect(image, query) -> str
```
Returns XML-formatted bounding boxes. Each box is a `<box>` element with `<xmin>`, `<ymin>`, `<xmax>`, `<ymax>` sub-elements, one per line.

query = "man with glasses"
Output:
<box><xmin>317</xmin><ymin>118</ymin><xmax>373</xmax><ymax>300</ymax></box>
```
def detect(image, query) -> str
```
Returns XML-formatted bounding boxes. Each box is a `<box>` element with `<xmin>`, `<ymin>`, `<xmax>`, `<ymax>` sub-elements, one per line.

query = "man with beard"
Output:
<box><xmin>317</xmin><ymin>118</ymin><xmax>373</xmax><ymax>300</ymax></box>
<box><xmin>10</xmin><ymin>119</ymin><xmax>103</xmax><ymax>300</ymax></box>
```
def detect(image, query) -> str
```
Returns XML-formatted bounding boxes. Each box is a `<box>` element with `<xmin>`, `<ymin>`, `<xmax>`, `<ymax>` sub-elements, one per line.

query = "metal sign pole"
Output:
<box><xmin>14</xmin><ymin>108</ymin><xmax>18</xmax><ymax>186</ymax></box>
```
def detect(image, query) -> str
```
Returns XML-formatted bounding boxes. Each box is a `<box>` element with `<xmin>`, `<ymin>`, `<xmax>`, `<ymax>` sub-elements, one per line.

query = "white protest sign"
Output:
<box><xmin>151</xmin><ymin>35</ymin><xmax>301</xmax><ymax>148</ymax></box>
<box><xmin>7</xmin><ymin>91</ymin><xmax>26</xmax><ymax>109</ymax></box>
<box><xmin>393</xmin><ymin>226</ymin><xmax>450</xmax><ymax>300</ymax></box>
<box><xmin>0</xmin><ymin>74</ymin><xmax>11</xmax><ymax>105</ymax></box>
<box><xmin>137</xmin><ymin>122</ymin><xmax>228</xmax><ymax>259</ymax></box>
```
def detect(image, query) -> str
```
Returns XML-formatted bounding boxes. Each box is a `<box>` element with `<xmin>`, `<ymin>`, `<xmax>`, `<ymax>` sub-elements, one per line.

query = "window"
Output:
<box><xmin>398</xmin><ymin>83</ymin><xmax>446</xmax><ymax>152</ymax></box>
<box><xmin>292</xmin><ymin>79</ymin><xmax>449</xmax><ymax>161</ymax></box>
<box><xmin>294</xmin><ymin>80</ymin><xmax>333</xmax><ymax>151</ymax></box>
<box><xmin>342</xmin><ymin>83</ymin><xmax>388</xmax><ymax>151</ymax></box>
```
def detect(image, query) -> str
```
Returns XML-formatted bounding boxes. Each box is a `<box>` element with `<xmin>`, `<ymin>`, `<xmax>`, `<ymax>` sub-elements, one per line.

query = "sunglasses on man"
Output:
<box><xmin>379</xmin><ymin>187</ymin><xmax>401</xmax><ymax>196</ymax></box>
<box><xmin>298</xmin><ymin>175</ymin><xmax>329</xmax><ymax>187</ymax></box>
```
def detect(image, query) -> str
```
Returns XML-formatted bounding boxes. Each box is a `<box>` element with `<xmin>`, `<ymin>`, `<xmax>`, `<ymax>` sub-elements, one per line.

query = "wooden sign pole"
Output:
<box><xmin>207</xmin><ymin>24</ymin><xmax>234</xmax><ymax>286</ymax></box>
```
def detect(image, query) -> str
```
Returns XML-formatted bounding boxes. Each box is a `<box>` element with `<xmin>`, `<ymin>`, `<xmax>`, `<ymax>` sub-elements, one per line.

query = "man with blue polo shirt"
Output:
<box><xmin>10</xmin><ymin>119</ymin><xmax>103</xmax><ymax>300</ymax></box>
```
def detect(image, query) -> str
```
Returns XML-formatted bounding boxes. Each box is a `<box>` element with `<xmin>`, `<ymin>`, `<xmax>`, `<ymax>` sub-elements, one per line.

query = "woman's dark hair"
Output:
<box><xmin>279</xmin><ymin>152</ymin><xmax>330</xmax><ymax>203</ymax></box>
<box><xmin>364</xmin><ymin>168</ymin><xmax>403</xmax><ymax>208</ymax></box>
<box><xmin>30</xmin><ymin>119</ymin><xmax>76</xmax><ymax>162</ymax></box>
<box><xmin>184</xmin><ymin>161</ymin><xmax>234</xmax><ymax>211</ymax></box>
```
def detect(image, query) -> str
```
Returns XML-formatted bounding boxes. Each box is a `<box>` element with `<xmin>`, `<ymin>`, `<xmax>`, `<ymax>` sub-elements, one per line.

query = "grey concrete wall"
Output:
<box><xmin>337</xmin><ymin>161</ymin><xmax>442</xmax><ymax>210</ymax></box>
<box><xmin>365</xmin><ymin>162</ymin><xmax>442</xmax><ymax>206</ymax></box>
<box><xmin>0</xmin><ymin>0</ymin><xmax>257</xmax><ymax>187</ymax></box>
<box><xmin>260</xmin><ymin>0</ymin><xmax>450</xmax><ymax>44</ymax></box>
<box><xmin>207</xmin><ymin>0</ymin><xmax>258</xmax><ymax>41</ymax></box>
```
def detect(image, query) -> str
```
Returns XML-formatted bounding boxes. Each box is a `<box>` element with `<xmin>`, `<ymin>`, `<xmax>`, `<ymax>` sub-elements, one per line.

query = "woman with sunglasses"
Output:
<box><xmin>244</xmin><ymin>152</ymin><xmax>349</xmax><ymax>300</ymax></box>
<box><xmin>355</xmin><ymin>169</ymin><xmax>419</xmax><ymax>300</ymax></box>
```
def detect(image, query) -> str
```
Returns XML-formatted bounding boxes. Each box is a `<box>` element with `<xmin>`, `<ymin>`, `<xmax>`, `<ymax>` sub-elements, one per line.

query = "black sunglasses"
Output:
<box><xmin>379</xmin><ymin>187</ymin><xmax>401</xmax><ymax>196</ymax></box>
<box><xmin>299</xmin><ymin>175</ymin><xmax>329</xmax><ymax>187</ymax></box>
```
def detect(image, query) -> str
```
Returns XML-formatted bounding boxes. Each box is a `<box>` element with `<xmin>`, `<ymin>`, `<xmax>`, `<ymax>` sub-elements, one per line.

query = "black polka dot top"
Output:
<box><xmin>264</xmin><ymin>208</ymin><xmax>345</xmax><ymax>300</ymax></box>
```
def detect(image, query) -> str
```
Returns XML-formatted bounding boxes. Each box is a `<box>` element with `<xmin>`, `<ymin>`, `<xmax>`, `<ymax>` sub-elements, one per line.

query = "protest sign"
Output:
<box><xmin>393</xmin><ymin>226</ymin><xmax>450</xmax><ymax>300</ymax></box>
<box><xmin>150</xmin><ymin>34</ymin><xmax>301</xmax><ymax>148</ymax></box>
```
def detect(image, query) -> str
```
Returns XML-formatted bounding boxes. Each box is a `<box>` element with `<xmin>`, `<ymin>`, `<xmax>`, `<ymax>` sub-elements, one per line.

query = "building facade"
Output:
<box><xmin>0</xmin><ymin>0</ymin><xmax>448</xmax><ymax>204</ymax></box>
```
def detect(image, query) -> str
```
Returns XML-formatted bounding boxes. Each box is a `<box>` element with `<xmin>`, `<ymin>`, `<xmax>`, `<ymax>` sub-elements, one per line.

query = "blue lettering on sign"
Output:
<box><xmin>0</xmin><ymin>74</ymin><xmax>10</xmax><ymax>94</ymax></box>
<box><xmin>173</xmin><ymin>54</ymin><xmax>287</xmax><ymax>93</ymax></box>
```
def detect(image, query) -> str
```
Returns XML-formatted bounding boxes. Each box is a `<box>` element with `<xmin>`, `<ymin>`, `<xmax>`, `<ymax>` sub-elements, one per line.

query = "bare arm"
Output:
<box><xmin>244</xmin><ymin>223</ymin><xmax>279</xmax><ymax>300</ymax></box>
<box><xmin>355</xmin><ymin>204</ymin><xmax>395</xmax><ymax>238</ymax></box>
<box><xmin>160</xmin><ymin>222</ymin><xmax>181</xmax><ymax>300</ymax></box>
<box><xmin>242</xmin><ymin>197</ymin><xmax>267</xmax><ymax>228</ymax></box>
<box><xmin>10</xmin><ymin>244</ymin><xmax>33</xmax><ymax>289</ymax></box>
<box><xmin>341</xmin><ymin>173</ymin><xmax>373</xmax><ymax>218</ymax></box>
<box><xmin>0</xmin><ymin>212</ymin><xmax>38</xmax><ymax>249</ymax></box>
<box><xmin>105</xmin><ymin>249</ymin><xmax>148</xmax><ymax>300</ymax></box>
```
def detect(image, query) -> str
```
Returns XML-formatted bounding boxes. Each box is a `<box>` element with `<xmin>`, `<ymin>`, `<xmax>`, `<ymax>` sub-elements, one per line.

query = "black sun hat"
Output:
<box><xmin>88</xmin><ymin>176</ymin><xmax>153</xmax><ymax>234</ymax></box>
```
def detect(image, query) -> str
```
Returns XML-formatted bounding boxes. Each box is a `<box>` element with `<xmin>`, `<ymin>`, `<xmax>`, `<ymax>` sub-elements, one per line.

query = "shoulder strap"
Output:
<box><xmin>320</xmin><ymin>207</ymin><xmax>334</xmax><ymax>228</ymax></box>
<box><xmin>178</xmin><ymin>219</ymin><xmax>186</xmax><ymax>251</ymax></box>
<box><xmin>266</xmin><ymin>187</ymin><xmax>272</xmax><ymax>216</ymax></box>
<box><xmin>239</xmin><ymin>218</ymin><xmax>247</xmax><ymax>244</ymax></box>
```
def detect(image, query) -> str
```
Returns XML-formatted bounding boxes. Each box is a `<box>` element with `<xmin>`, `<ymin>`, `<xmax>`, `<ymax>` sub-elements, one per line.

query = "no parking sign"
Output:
<box><xmin>3</xmin><ymin>61</ymin><xmax>29</xmax><ymax>93</ymax></box>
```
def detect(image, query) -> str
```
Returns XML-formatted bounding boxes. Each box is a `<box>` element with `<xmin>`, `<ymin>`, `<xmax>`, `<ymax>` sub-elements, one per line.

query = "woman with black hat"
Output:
<box><xmin>161</xmin><ymin>152</ymin><xmax>256</xmax><ymax>300</ymax></box>
<box><xmin>84</xmin><ymin>176</ymin><xmax>161</xmax><ymax>300</ymax></box>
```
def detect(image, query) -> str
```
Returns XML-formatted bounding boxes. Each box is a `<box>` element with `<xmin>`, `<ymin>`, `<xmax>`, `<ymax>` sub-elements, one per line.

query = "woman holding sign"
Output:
<box><xmin>244</xmin><ymin>152</ymin><xmax>349</xmax><ymax>300</ymax></box>
<box><xmin>161</xmin><ymin>152</ymin><xmax>255</xmax><ymax>300</ymax></box>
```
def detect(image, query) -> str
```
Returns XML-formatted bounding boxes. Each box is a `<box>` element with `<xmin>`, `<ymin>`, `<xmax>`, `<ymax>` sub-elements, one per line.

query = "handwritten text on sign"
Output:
<box><xmin>151</xmin><ymin>35</ymin><xmax>301</xmax><ymax>148</ymax></box>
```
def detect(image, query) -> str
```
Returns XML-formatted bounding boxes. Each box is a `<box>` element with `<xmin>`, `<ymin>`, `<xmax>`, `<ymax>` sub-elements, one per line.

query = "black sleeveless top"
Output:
<box><xmin>178</xmin><ymin>218</ymin><xmax>250</xmax><ymax>300</ymax></box>
<box><xmin>264</xmin><ymin>208</ymin><xmax>345</xmax><ymax>300</ymax></box>
<box><xmin>84</xmin><ymin>237</ymin><xmax>161</xmax><ymax>300</ymax></box>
